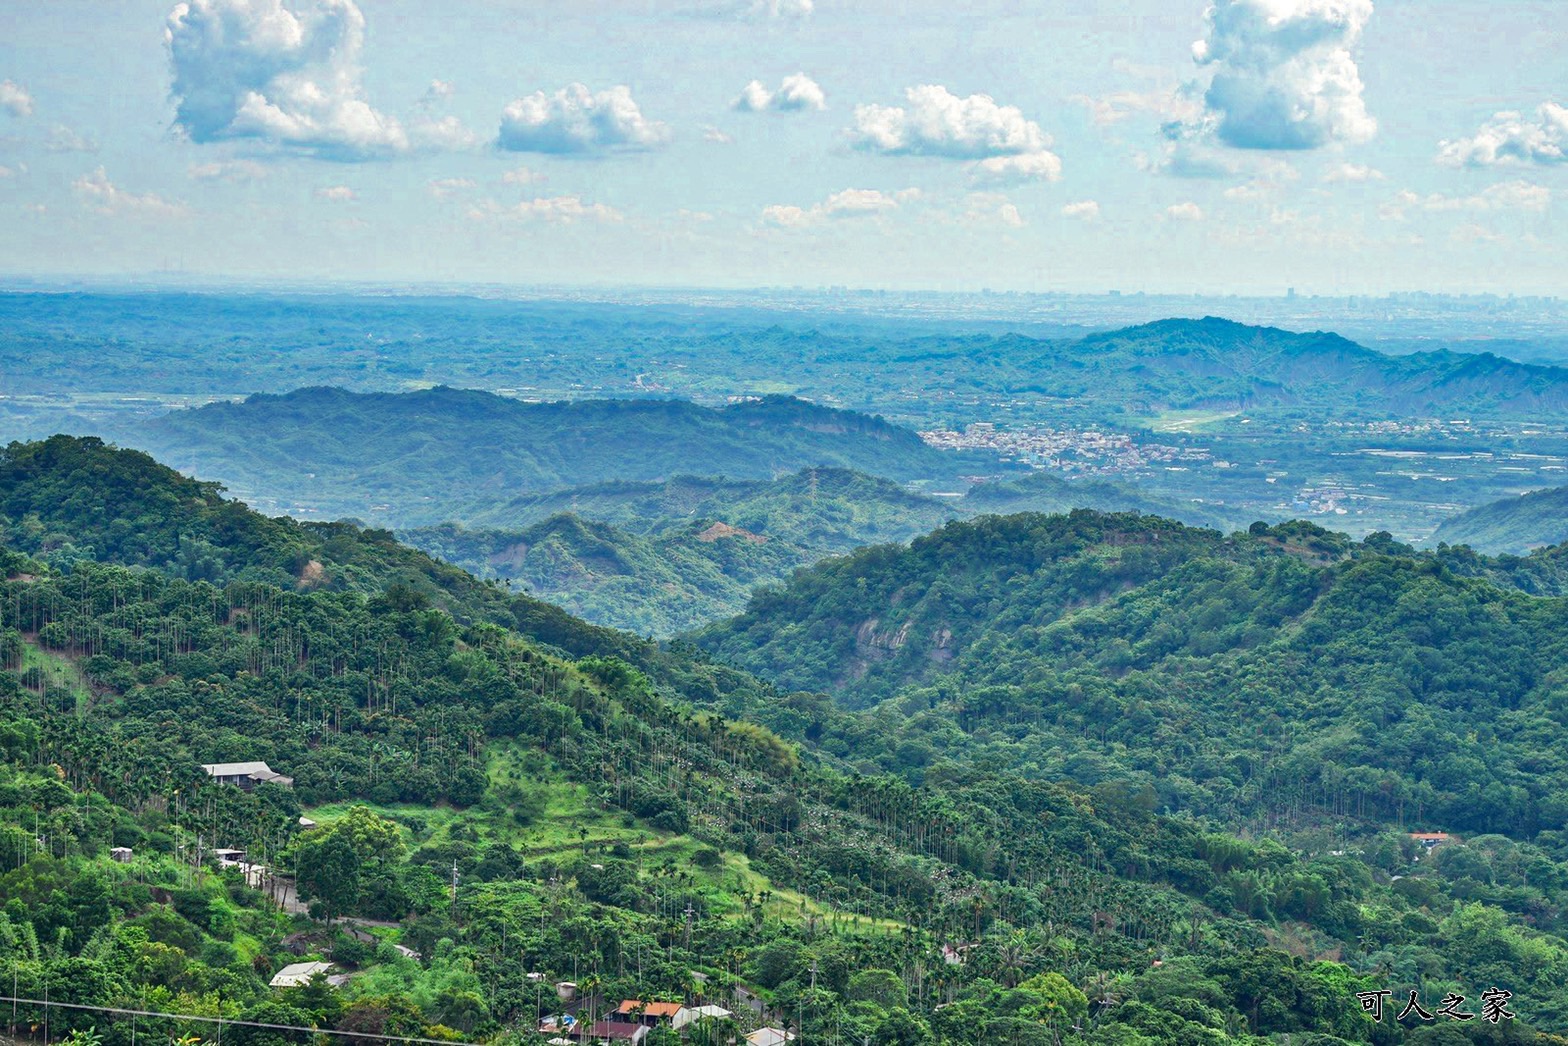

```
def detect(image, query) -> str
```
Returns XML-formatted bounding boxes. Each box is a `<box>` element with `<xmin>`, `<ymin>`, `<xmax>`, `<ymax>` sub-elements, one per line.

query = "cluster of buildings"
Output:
<box><xmin>538</xmin><ymin>992</ymin><xmax>791</xmax><ymax>1045</ymax></box>
<box><xmin>919</xmin><ymin>422</ymin><xmax>1211</xmax><ymax>477</ymax></box>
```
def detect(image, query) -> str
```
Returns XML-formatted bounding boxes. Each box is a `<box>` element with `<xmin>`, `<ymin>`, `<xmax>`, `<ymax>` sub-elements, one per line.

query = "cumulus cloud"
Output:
<box><xmin>1165</xmin><ymin>201</ymin><xmax>1205</xmax><ymax>221</ymax></box>
<box><xmin>498</xmin><ymin>84</ymin><xmax>668</xmax><ymax>154</ymax></box>
<box><xmin>850</xmin><ymin>84</ymin><xmax>1061</xmax><ymax>181</ymax></box>
<box><xmin>762</xmin><ymin>186</ymin><xmax>919</xmax><ymax>227</ymax></box>
<box><xmin>1061</xmin><ymin>200</ymin><xmax>1101</xmax><ymax>220</ymax></box>
<box><xmin>409</xmin><ymin>115</ymin><xmax>483</xmax><ymax>150</ymax></box>
<box><xmin>1437</xmin><ymin>103</ymin><xmax>1568</xmax><ymax>168</ymax></box>
<box><xmin>189</xmin><ymin>159</ymin><xmax>269</xmax><ymax>181</ymax></box>
<box><xmin>0</xmin><ymin>80</ymin><xmax>33</xmax><ymax>118</ymax></box>
<box><xmin>0</xmin><ymin>164</ymin><xmax>22</xmax><ymax>179</ymax></box>
<box><xmin>971</xmin><ymin>151</ymin><xmax>1063</xmax><ymax>184</ymax></box>
<box><xmin>314</xmin><ymin>184</ymin><xmax>355</xmax><ymax>201</ymax></box>
<box><xmin>73</xmin><ymin>167</ymin><xmax>187</xmax><ymax>216</ymax></box>
<box><xmin>470</xmin><ymin>195</ymin><xmax>623</xmax><ymax>224</ymax></box>
<box><xmin>165</xmin><ymin>0</ymin><xmax>410</xmax><ymax>161</ymax></box>
<box><xmin>1383</xmin><ymin>180</ymin><xmax>1551</xmax><ymax>219</ymax></box>
<box><xmin>1189</xmin><ymin>0</ymin><xmax>1376</xmax><ymax>151</ymax></box>
<box><xmin>852</xmin><ymin>84</ymin><xmax>1048</xmax><ymax>157</ymax></box>
<box><xmin>733</xmin><ymin>73</ymin><xmax>826</xmax><ymax>113</ymax></box>
<box><xmin>501</xmin><ymin>166</ymin><xmax>543</xmax><ymax>185</ymax></box>
<box><xmin>703</xmin><ymin>126</ymin><xmax>735</xmax><ymax>145</ymax></box>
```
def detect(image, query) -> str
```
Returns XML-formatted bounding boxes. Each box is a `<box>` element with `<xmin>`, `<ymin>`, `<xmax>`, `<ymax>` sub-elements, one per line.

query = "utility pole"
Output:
<box><xmin>451</xmin><ymin>859</ymin><xmax>460</xmax><ymax>918</ymax></box>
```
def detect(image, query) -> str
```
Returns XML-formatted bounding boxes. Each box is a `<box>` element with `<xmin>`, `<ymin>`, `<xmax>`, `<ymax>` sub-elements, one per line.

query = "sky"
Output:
<box><xmin>0</xmin><ymin>0</ymin><xmax>1564</xmax><ymax>295</ymax></box>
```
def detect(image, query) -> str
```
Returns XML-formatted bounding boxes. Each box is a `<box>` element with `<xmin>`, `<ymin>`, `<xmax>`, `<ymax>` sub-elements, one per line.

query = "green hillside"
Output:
<box><xmin>404</xmin><ymin>513</ymin><xmax>806</xmax><ymax>635</ymax></box>
<box><xmin>413</xmin><ymin>469</ymin><xmax>1240</xmax><ymax>636</ymax></box>
<box><xmin>696</xmin><ymin>511</ymin><xmax>1568</xmax><ymax>842</ymax></box>
<box><xmin>129</xmin><ymin>388</ymin><xmax>973</xmax><ymax>527</ymax></box>
<box><xmin>1430</xmin><ymin>485</ymin><xmax>1568</xmax><ymax>555</ymax></box>
<box><xmin>9</xmin><ymin>438</ymin><xmax>1568</xmax><ymax>1041</ymax></box>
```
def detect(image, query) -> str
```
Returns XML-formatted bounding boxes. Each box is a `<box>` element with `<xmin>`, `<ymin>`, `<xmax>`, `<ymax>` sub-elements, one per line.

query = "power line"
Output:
<box><xmin>0</xmin><ymin>997</ymin><xmax>486</xmax><ymax>1046</ymax></box>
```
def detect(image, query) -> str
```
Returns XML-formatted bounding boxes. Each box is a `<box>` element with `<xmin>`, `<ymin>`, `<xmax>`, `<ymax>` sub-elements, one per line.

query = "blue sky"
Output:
<box><xmin>0</xmin><ymin>0</ymin><xmax>1563</xmax><ymax>294</ymax></box>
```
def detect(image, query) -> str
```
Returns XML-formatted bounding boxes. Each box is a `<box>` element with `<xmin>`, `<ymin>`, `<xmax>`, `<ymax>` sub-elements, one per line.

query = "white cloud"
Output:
<box><xmin>971</xmin><ymin>151</ymin><xmax>1063</xmax><ymax>183</ymax></box>
<box><xmin>851</xmin><ymin>84</ymin><xmax>1050</xmax><ymax>158</ymax></box>
<box><xmin>73</xmin><ymin>167</ymin><xmax>187</xmax><ymax>216</ymax></box>
<box><xmin>427</xmin><ymin>177</ymin><xmax>475</xmax><ymax>199</ymax></box>
<box><xmin>314</xmin><ymin>184</ymin><xmax>355</xmax><ymax>201</ymax></box>
<box><xmin>762</xmin><ymin>186</ymin><xmax>918</xmax><ymax>227</ymax></box>
<box><xmin>1437</xmin><ymin>103</ymin><xmax>1568</xmax><ymax>168</ymax></box>
<box><xmin>189</xmin><ymin>159</ymin><xmax>270</xmax><ymax>181</ymax></box>
<box><xmin>1189</xmin><ymin>0</ymin><xmax>1376</xmax><ymax>151</ymax></box>
<box><xmin>703</xmin><ymin>126</ymin><xmax>735</xmax><ymax>145</ymax></box>
<box><xmin>0</xmin><ymin>80</ymin><xmax>34</xmax><ymax>119</ymax></box>
<box><xmin>1165</xmin><ymin>201</ymin><xmax>1205</xmax><ymax>221</ymax></box>
<box><xmin>1380</xmin><ymin>180</ymin><xmax>1551</xmax><ymax>221</ymax></box>
<box><xmin>0</xmin><ymin>164</ymin><xmax>21</xmax><ymax>178</ymax></box>
<box><xmin>498</xmin><ymin>83</ymin><xmax>668</xmax><ymax>154</ymax></box>
<box><xmin>165</xmin><ymin>0</ymin><xmax>410</xmax><ymax>161</ymax></box>
<box><xmin>409</xmin><ymin>115</ymin><xmax>483</xmax><ymax>150</ymax></box>
<box><xmin>1061</xmin><ymin>200</ymin><xmax>1101</xmax><ymax>220</ymax></box>
<box><xmin>850</xmin><ymin>84</ymin><xmax>1062</xmax><ymax>181</ymax></box>
<box><xmin>501</xmin><ymin>166</ymin><xmax>543</xmax><ymax>185</ymax></box>
<box><xmin>470</xmin><ymin>195</ymin><xmax>623</xmax><ymax>224</ymax></box>
<box><xmin>46</xmin><ymin>125</ymin><xmax>98</xmax><ymax>153</ymax></box>
<box><xmin>1322</xmin><ymin>161</ymin><xmax>1383</xmax><ymax>182</ymax></box>
<box><xmin>733</xmin><ymin>73</ymin><xmax>826</xmax><ymax>113</ymax></box>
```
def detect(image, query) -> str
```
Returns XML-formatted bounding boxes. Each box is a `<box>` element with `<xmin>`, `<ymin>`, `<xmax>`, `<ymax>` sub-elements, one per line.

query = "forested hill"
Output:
<box><xmin>1027</xmin><ymin>316</ymin><xmax>1568</xmax><ymax>416</ymax></box>
<box><xmin>1430</xmin><ymin>484</ymin><xmax>1568</xmax><ymax>554</ymax></box>
<box><xmin>129</xmin><ymin>387</ymin><xmax>972</xmax><ymax>526</ymax></box>
<box><xmin>696</xmin><ymin>511</ymin><xmax>1568</xmax><ymax>840</ymax></box>
<box><xmin>403</xmin><ymin>469</ymin><xmax>1242</xmax><ymax>636</ymax></box>
<box><xmin>15</xmin><ymin>435</ymin><xmax>1568</xmax><ymax>1039</ymax></box>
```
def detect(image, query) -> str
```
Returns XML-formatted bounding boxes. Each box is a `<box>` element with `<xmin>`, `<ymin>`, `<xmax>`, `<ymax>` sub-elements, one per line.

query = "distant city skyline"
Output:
<box><xmin>0</xmin><ymin>0</ymin><xmax>1564</xmax><ymax>294</ymax></box>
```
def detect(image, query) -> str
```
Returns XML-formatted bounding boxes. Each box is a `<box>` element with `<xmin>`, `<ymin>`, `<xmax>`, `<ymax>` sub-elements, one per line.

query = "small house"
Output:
<box><xmin>202</xmin><ymin>761</ymin><xmax>294</xmax><ymax>790</ymax></box>
<box><xmin>747</xmin><ymin>1030</ymin><xmax>794</xmax><ymax>1046</ymax></box>
<box><xmin>270</xmin><ymin>961</ymin><xmax>335</xmax><ymax>988</ymax></box>
<box><xmin>613</xmin><ymin>1000</ymin><xmax>681</xmax><ymax>1026</ymax></box>
<box><xmin>109</xmin><ymin>846</ymin><xmax>134</xmax><ymax>863</ymax></box>
<box><xmin>672</xmin><ymin>1005</ymin><xmax>732</xmax><ymax>1030</ymax></box>
<box><xmin>1410</xmin><ymin>832</ymin><xmax>1452</xmax><ymax>850</ymax></box>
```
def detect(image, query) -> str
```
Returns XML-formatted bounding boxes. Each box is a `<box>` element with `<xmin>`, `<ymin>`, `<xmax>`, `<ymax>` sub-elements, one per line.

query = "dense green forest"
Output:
<box><xmin>400</xmin><ymin>469</ymin><xmax>1239</xmax><ymax>635</ymax></box>
<box><xmin>5</xmin><ymin>437</ymin><xmax>1568</xmax><ymax>1043</ymax></box>
<box><xmin>1430</xmin><ymin>486</ymin><xmax>1568</xmax><ymax>555</ymax></box>
<box><xmin>697</xmin><ymin>511</ymin><xmax>1568</xmax><ymax>842</ymax></box>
